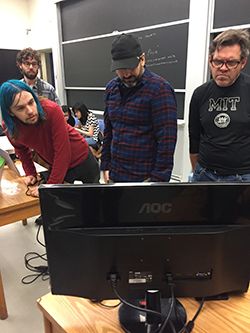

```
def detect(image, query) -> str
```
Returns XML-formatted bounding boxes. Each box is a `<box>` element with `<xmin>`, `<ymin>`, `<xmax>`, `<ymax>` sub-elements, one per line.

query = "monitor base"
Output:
<box><xmin>118</xmin><ymin>298</ymin><xmax>186</xmax><ymax>333</ymax></box>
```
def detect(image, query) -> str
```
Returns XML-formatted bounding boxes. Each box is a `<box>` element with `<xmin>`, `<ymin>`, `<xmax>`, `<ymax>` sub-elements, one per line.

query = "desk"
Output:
<box><xmin>0</xmin><ymin>166</ymin><xmax>41</xmax><ymax>319</ymax></box>
<box><xmin>0</xmin><ymin>166</ymin><xmax>40</xmax><ymax>227</ymax></box>
<box><xmin>37</xmin><ymin>289</ymin><xmax>250</xmax><ymax>333</ymax></box>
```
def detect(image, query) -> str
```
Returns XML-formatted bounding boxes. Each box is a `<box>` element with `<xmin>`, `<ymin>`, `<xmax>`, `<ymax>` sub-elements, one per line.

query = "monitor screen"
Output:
<box><xmin>39</xmin><ymin>182</ymin><xmax>250</xmax><ymax>302</ymax></box>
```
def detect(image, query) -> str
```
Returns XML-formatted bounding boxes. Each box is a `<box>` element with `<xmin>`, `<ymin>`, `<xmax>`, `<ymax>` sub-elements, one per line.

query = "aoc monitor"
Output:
<box><xmin>39</xmin><ymin>182</ymin><xmax>250</xmax><ymax>302</ymax></box>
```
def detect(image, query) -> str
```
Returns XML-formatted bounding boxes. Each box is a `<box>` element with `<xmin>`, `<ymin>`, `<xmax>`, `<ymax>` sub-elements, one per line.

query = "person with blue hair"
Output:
<box><xmin>0</xmin><ymin>80</ymin><xmax>100</xmax><ymax>197</ymax></box>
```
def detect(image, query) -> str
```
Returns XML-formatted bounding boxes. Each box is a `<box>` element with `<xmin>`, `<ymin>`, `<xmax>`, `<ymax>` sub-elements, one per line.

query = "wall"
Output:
<box><xmin>0</xmin><ymin>0</ymin><xmax>60</xmax><ymax>122</ymax></box>
<box><xmin>178</xmin><ymin>0</ymin><xmax>212</xmax><ymax>180</ymax></box>
<box><xmin>0</xmin><ymin>0</ymin><xmax>56</xmax><ymax>49</ymax></box>
<box><xmin>0</xmin><ymin>0</ymin><xmax>30</xmax><ymax>49</ymax></box>
<box><xmin>0</xmin><ymin>0</ymin><xmax>61</xmax><ymax>109</ymax></box>
<box><xmin>27</xmin><ymin>0</ymin><xmax>62</xmax><ymax>99</ymax></box>
<box><xmin>27</xmin><ymin>0</ymin><xmax>57</xmax><ymax>50</ymax></box>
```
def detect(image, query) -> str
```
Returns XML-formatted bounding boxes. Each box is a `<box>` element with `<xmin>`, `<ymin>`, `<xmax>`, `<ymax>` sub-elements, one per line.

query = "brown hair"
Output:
<box><xmin>209</xmin><ymin>29</ymin><xmax>250</xmax><ymax>59</ymax></box>
<box><xmin>16</xmin><ymin>47</ymin><xmax>41</xmax><ymax>66</ymax></box>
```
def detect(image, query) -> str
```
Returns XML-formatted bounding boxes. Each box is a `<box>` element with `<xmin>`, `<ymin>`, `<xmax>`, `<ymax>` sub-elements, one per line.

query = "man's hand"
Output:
<box><xmin>24</xmin><ymin>175</ymin><xmax>38</xmax><ymax>186</ymax></box>
<box><xmin>27</xmin><ymin>185</ymin><xmax>39</xmax><ymax>197</ymax></box>
<box><xmin>190</xmin><ymin>153</ymin><xmax>198</xmax><ymax>171</ymax></box>
<box><xmin>103</xmin><ymin>170</ymin><xmax>110</xmax><ymax>183</ymax></box>
<box><xmin>24</xmin><ymin>175</ymin><xmax>41</xmax><ymax>197</ymax></box>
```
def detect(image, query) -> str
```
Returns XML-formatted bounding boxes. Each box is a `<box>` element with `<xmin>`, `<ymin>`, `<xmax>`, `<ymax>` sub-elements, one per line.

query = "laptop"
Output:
<box><xmin>0</xmin><ymin>148</ymin><xmax>20</xmax><ymax>177</ymax></box>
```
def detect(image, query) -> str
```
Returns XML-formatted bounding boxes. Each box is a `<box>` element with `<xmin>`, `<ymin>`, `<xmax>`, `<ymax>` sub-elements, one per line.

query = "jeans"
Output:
<box><xmin>64</xmin><ymin>149</ymin><xmax>100</xmax><ymax>183</ymax></box>
<box><xmin>85</xmin><ymin>137</ymin><xmax>98</xmax><ymax>146</ymax></box>
<box><xmin>192</xmin><ymin>163</ymin><xmax>250</xmax><ymax>182</ymax></box>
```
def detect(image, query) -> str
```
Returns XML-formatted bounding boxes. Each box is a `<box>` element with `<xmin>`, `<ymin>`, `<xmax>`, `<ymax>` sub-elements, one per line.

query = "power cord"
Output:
<box><xmin>109</xmin><ymin>273</ymin><xmax>178</xmax><ymax>333</ymax></box>
<box><xmin>98</xmin><ymin>300</ymin><xmax>121</xmax><ymax>308</ymax></box>
<box><xmin>36</xmin><ymin>224</ymin><xmax>46</xmax><ymax>247</ymax></box>
<box><xmin>21</xmin><ymin>224</ymin><xmax>49</xmax><ymax>284</ymax></box>
<box><xmin>158</xmin><ymin>275</ymin><xmax>176</xmax><ymax>333</ymax></box>
<box><xmin>178</xmin><ymin>298</ymin><xmax>205</xmax><ymax>333</ymax></box>
<box><xmin>109</xmin><ymin>273</ymin><xmax>164</xmax><ymax>320</ymax></box>
<box><xmin>109</xmin><ymin>273</ymin><xmax>205</xmax><ymax>333</ymax></box>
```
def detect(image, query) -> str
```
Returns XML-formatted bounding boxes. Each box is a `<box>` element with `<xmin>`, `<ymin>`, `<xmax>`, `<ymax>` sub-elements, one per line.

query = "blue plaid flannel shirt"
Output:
<box><xmin>100</xmin><ymin>68</ymin><xmax>177</xmax><ymax>182</ymax></box>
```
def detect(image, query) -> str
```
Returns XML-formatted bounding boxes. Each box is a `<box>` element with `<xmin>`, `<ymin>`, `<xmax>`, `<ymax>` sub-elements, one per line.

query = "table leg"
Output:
<box><xmin>22</xmin><ymin>219</ymin><xmax>28</xmax><ymax>226</ymax></box>
<box><xmin>0</xmin><ymin>271</ymin><xmax>8</xmax><ymax>320</ymax></box>
<box><xmin>43</xmin><ymin>315</ymin><xmax>53</xmax><ymax>333</ymax></box>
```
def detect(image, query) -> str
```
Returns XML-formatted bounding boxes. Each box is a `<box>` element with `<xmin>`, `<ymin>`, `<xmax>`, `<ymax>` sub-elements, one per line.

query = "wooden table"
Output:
<box><xmin>0</xmin><ymin>166</ymin><xmax>41</xmax><ymax>319</ymax></box>
<box><xmin>0</xmin><ymin>166</ymin><xmax>40</xmax><ymax>227</ymax></box>
<box><xmin>37</xmin><ymin>289</ymin><xmax>250</xmax><ymax>333</ymax></box>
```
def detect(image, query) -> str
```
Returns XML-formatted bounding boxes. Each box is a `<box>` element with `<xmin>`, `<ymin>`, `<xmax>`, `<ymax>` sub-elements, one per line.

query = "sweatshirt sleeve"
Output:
<box><xmin>45</xmin><ymin>104</ymin><xmax>72</xmax><ymax>184</ymax></box>
<box><xmin>10</xmin><ymin>140</ymin><xmax>37</xmax><ymax>177</ymax></box>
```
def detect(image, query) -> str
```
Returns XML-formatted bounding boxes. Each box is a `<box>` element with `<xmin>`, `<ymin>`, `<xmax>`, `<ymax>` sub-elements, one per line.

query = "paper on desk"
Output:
<box><xmin>15</xmin><ymin>162</ymin><xmax>48</xmax><ymax>177</ymax></box>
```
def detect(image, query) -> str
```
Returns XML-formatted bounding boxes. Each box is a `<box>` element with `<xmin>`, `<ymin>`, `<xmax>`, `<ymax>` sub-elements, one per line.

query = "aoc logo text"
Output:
<box><xmin>139</xmin><ymin>202</ymin><xmax>172</xmax><ymax>214</ymax></box>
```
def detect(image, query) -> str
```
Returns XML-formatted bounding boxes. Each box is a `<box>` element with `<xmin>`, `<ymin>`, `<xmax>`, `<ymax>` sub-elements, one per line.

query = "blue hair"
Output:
<box><xmin>0</xmin><ymin>79</ymin><xmax>45</xmax><ymax>137</ymax></box>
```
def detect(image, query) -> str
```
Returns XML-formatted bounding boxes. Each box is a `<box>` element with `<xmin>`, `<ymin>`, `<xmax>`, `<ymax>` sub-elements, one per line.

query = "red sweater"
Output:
<box><xmin>8</xmin><ymin>99</ymin><xmax>89</xmax><ymax>184</ymax></box>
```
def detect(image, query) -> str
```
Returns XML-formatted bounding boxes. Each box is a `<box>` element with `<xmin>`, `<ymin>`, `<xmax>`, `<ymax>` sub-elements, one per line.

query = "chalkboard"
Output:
<box><xmin>213</xmin><ymin>0</ymin><xmax>250</xmax><ymax>29</ymax></box>
<box><xmin>63</xmin><ymin>23</ymin><xmax>188</xmax><ymax>90</ymax></box>
<box><xmin>67</xmin><ymin>90</ymin><xmax>105</xmax><ymax>111</ymax></box>
<box><xmin>60</xmin><ymin>0</ymin><xmax>190</xmax><ymax>41</ymax></box>
<box><xmin>66</xmin><ymin>90</ymin><xmax>185</xmax><ymax>119</ymax></box>
<box><xmin>0</xmin><ymin>49</ymin><xmax>21</xmax><ymax>85</ymax></box>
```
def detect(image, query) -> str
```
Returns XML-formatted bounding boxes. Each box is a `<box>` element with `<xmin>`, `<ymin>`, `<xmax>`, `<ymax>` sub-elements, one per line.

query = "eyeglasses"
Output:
<box><xmin>23</xmin><ymin>61</ymin><xmax>39</xmax><ymax>67</ymax></box>
<box><xmin>211</xmin><ymin>59</ymin><xmax>241</xmax><ymax>69</ymax></box>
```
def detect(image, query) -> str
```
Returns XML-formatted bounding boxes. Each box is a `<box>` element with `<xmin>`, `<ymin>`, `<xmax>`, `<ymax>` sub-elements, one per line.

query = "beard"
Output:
<box><xmin>21</xmin><ymin>68</ymin><xmax>39</xmax><ymax>80</ymax></box>
<box><xmin>121</xmin><ymin>76</ymin><xmax>139</xmax><ymax>88</ymax></box>
<box><xmin>120</xmin><ymin>67</ymin><xmax>145</xmax><ymax>88</ymax></box>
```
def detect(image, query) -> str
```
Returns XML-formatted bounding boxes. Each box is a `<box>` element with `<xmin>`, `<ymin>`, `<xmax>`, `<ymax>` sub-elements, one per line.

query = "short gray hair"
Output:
<box><xmin>209</xmin><ymin>29</ymin><xmax>250</xmax><ymax>59</ymax></box>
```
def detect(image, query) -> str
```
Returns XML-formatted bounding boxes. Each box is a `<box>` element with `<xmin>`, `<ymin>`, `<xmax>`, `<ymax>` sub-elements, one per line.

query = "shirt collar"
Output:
<box><xmin>22</xmin><ymin>77</ymin><xmax>39</xmax><ymax>89</ymax></box>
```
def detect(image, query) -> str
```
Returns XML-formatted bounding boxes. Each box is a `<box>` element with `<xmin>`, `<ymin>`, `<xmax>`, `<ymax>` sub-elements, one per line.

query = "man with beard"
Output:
<box><xmin>100</xmin><ymin>33</ymin><xmax>177</xmax><ymax>183</ymax></box>
<box><xmin>16</xmin><ymin>47</ymin><xmax>60</xmax><ymax>105</ymax></box>
<box><xmin>0</xmin><ymin>80</ymin><xmax>100</xmax><ymax>198</ymax></box>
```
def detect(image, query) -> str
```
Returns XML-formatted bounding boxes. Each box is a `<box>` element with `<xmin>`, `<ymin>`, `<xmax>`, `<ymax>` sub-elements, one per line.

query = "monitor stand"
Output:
<box><xmin>118</xmin><ymin>290</ymin><xmax>187</xmax><ymax>333</ymax></box>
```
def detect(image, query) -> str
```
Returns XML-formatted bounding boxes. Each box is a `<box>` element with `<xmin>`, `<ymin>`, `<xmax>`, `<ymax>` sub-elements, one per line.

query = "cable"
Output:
<box><xmin>36</xmin><ymin>224</ymin><xmax>46</xmax><ymax>247</ymax></box>
<box><xmin>98</xmin><ymin>300</ymin><xmax>121</xmax><ymax>308</ymax></box>
<box><xmin>191</xmin><ymin>298</ymin><xmax>205</xmax><ymax>321</ymax></box>
<box><xmin>109</xmin><ymin>273</ymin><xmax>180</xmax><ymax>333</ymax></box>
<box><xmin>22</xmin><ymin>251</ymin><xmax>49</xmax><ymax>284</ymax></box>
<box><xmin>158</xmin><ymin>283</ymin><xmax>175</xmax><ymax>333</ymax></box>
<box><xmin>169</xmin><ymin>320</ymin><xmax>177</xmax><ymax>333</ymax></box>
<box><xmin>21</xmin><ymin>224</ymin><xmax>49</xmax><ymax>284</ymax></box>
<box><xmin>178</xmin><ymin>298</ymin><xmax>205</xmax><ymax>333</ymax></box>
<box><xmin>109</xmin><ymin>273</ymin><xmax>164</xmax><ymax>319</ymax></box>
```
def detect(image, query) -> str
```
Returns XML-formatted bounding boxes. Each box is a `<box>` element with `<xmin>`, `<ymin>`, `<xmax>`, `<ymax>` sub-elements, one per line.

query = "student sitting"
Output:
<box><xmin>72</xmin><ymin>102</ymin><xmax>100</xmax><ymax>146</ymax></box>
<box><xmin>61</xmin><ymin>105</ymin><xmax>77</xmax><ymax>127</ymax></box>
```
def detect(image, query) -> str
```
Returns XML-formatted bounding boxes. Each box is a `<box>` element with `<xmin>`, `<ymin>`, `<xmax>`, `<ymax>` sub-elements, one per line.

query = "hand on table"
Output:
<box><xmin>26</xmin><ymin>185</ymin><xmax>39</xmax><ymax>197</ymax></box>
<box><xmin>24</xmin><ymin>175</ymin><xmax>41</xmax><ymax>197</ymax></box>
<box><xmin>24</xmin><ymin>175</ymin><xmax>38</xmax><ymax>186</ymax></box>
<box><xmin>103</xmin><ymin>170</ymin><xmax>110</xmax><ymax>184</ymax></box>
